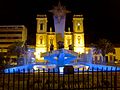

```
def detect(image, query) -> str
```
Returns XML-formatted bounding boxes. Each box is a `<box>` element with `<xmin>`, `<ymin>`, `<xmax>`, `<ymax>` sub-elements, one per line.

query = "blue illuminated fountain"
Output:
<box><xmin>44</xmin><ymin>49</ymin><xmax>77</xmax><ymax>67</ymax></box>
<box><xmin>4</xmin><ymin>48</ymin><xmax>120</xmax><ymax>73</ymax></box>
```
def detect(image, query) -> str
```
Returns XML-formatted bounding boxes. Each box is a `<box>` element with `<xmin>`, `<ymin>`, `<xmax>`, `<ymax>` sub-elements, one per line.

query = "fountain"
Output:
<box><xmin>4</xmin><ymin>47</ymin><xmax>119</xmax><ymax>72</ymax></box>
<box><xmin>4</xmin><ymin>49</ymin><xmax>120</xmax><ymax>73</ymax></box>
<box><xmin>44</xmin><ymin>49</ymin><xmax>77</xmax><ymax>66</ymax></box>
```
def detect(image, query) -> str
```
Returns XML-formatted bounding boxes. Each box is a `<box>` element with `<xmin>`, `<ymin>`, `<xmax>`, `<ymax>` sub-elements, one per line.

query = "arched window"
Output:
<box><xmin>77</xmin><ymin>23</ymin><xmax>80</xmax><ymax>30</ymax></box>
<box><xmin>40</xmin><ymin>23</ymin><xmax>43</xmax><ymax>30</ymax></box>
<box><xmin>50</xmin><ymin>38</ymin><xmax>53</xmax><ymax>44</ymax></box>
<box><xmin>67</xmin><ymin>39</ymin><xmax>70</xmax><ymax>45</ymax></box>
<box><xmin>77</xmin><ymin>36</ymin><xmax>81</xmax><ymax>44</ymax></box>
<box><xmin>40</xmin><ymin>36</ymin><xmax>43</xmax><ymax>44</ymax></box>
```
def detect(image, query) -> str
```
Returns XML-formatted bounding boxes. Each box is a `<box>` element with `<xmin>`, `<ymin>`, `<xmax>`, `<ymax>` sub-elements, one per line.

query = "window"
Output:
<box><xmin>40</xmin><ymin>23</ymin><xmax>43</xmax><ymax>30</ymax></box>
<box><xmin>77</xmin><ymin>23</ymin><xmax>80</xmax><ymax>30</ymax></box>
<box><xmin>0</xmin><ymin>37</ymin><xmax>22</xmax><ymax>39</ymax></box>
<box><xmin>78</xmin><ymin>26</ymin><xmax>80</xmax><ymax>30</ymax></box>
<box><xmin>50</xmin><ymin>39</ymin><xmax>53</xmax><ymax>44</ymax></box>
<box><xmin>40</xmin><ymin>36</ymin><xmax>43</xmax><ymax>44</ymax></box>
<box><xmin>77</xmin><ymin>36</ymin><xmax>81</xmax><ymax>44</ymax></box>
<box><xmin>0</xmin><ymin>42</ymin><xmax>13</xmax><ymax>44</ymax></box>
<box><xmin>110</xmin><ymin>55</ymin><xmax>113</xmax><ymax>60</ymax></box>
<box><xmin>67</xmin><ymin>39</ymin><xmax>70</xmax><ymax>45</ymax></box>
<box><xmin>0</xmin><ymin>32</ymin><xmax>22</xmax><ymax>34</ymax></box>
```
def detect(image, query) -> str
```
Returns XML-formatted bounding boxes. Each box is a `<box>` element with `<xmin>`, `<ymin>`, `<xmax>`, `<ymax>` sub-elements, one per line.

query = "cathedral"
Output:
<box><xmin>35</xmin><ymin>14</ymin><xmax>85</xmax><ymax>60</ymax></box>
<box><xmin>35</xmin><ymin>2</ymin><xmax>120</xmax><ymax>64</ymax></box>
<box><xmin>35</xmin><ymin>2</ymin><xmax>85</xmax><ymax>61</ymax></box>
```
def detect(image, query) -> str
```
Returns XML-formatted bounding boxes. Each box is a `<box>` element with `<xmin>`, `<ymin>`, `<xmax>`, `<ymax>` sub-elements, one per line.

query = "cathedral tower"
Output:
<box><xmin>47</xmin><ymin>27</ymin><xmax>57</xmax><ymax>51</ymax></box>
<box><xmin>73</xmin><ymin>15</ymin><xmax>85</xmax><ymax>53</ymax></box>
<box><xmin>36</xmin><ymin>15</ymin><xmax>47</xmax><ymax>60</ymax></box>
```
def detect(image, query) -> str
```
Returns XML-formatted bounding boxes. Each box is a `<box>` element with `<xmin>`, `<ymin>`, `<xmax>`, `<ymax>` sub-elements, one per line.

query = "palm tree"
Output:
<box><xmin>91</xmin><ymin>39</ymin><xmax>114</xmax><ymax>63</ymax></box>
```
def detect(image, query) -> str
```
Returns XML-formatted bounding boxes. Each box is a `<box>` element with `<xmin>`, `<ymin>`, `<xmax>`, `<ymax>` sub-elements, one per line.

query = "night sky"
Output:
<box><xmin>0</xmin><ymin>0</ymin><xmax>120</xmax><ymax>45</ymax></box>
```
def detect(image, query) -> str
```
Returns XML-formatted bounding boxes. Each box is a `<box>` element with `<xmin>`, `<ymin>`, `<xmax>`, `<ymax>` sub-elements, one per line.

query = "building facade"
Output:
<box><xmin>0</xmin><ymin>25</ymin><xmax>27</xmax><ymax>53</ymax></box>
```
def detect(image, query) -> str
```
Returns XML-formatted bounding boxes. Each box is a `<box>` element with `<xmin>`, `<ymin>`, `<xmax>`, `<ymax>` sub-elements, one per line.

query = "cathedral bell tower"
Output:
<box><xmin>73</xmin><ymin>15</ymin><xmax>85</xmax><ymax>53</ymax></box>
<box><xmin>36</xmin><ymin>15</ymin><xmax>47</xmax><ymax>60</ymax></box>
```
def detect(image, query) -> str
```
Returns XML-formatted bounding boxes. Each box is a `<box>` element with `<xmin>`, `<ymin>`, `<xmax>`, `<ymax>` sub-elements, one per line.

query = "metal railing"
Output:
<box><xmin>0</xmin><ymin>67</ymin><xmax>120</xmax><ymax>90</ymax></box>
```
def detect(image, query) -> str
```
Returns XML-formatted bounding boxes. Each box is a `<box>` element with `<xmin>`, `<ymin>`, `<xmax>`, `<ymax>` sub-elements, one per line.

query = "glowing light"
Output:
<box><xmin>54</xmin><ymin>57</ymin><xmax>58</xmax><ymax>60</ymax></box>
<box><xmin>47</xmin><ymin>64</ymin><xmax>56</xmax><ymax>69</ymax></box>
<box><xmin>59</xmin><ymin>67</ymin><xmax>64</xmax><ymax>74</ymax></box>
<box><xmin>33</xmin><ymin>65</ymin><xmax>47</xmax><ymax>71</ymax></box>
<box><xmin>49</xmin><ymin>1</ymin><xmax>70</xmax><ymax>23</ymax></box>
<box><xmin>78</xmin><ymin>23</ymin><xmax>80</xmax><ymax>26</ymax></box>
<box><xmin>4</xmin><ymin>63</ymin><xmax>120</xmax><ymax>74</ymax></box>
<box><xmin>33</xmin><ymin>65</ymin><xmax>39</xmax><ymax>70</ymax></box>
<box><xmin>4</xmin><ymin>64</ymin><xmax>34</xmax><ymax>73</ymax></box>
<box><xmin>31</xmin><ymin>57</ymin><xmax>35</xmax><ymax>60</ymax></box>
<box><xmin>84</xmin><ymin>66</ymin><xmax>89</xmax><ymax>70</ymax></box>
<box><xmin>74</xmin><ymin>47</ymin><xmax>84</xmax><ymax>54</ymax></box>
<box><xmin>64</xmin><ymin>57</ymin><xmax>67</xmax><ymax>59</ymax></box>
<box><xmin>28</xmin><ymin>49</ymin><xmax>31</xmax><ymax>51</ymax></box>
<box><xmin>35</xmin><ymin>48</ymin><xmax>46</xmax><ymax>60</ymax></box>
<box><xmin>86</xmin><ymin>51</ymin><xmax>88</xmax><ymax>54</ymax></box>
<box><xmin>40</xmin><ymin>57</ymin><xmax>44</xmax><ymax>60</ymax></box>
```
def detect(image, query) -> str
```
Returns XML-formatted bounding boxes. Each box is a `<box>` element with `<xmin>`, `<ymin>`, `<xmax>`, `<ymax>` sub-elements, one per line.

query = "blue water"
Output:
<box><xmin>86</xmin><ymin>63</ymin><xmax>120</xmax><ymax>71</ymax></box>
<box><xmin>4</xmin><ymin>63</ymin><xmax>120</xmax><ymax>73</ymax></box>
<box><xmin>44</xmin><ymin>49</ymin><xmax>77</xmax><ymax>67</ymax></box>
<box><xmin>4</xmin><ymin>64</ymin><xmax>34</xmax><ymax>73</ymax></box>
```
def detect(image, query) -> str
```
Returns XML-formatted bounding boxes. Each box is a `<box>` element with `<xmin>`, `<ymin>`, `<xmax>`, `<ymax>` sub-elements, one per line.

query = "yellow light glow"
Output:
<box><xmin>35</xmin><ymin>48</ymin><xmax>46</xmax><ymax>60</ymax></box>
<box><xmin>86</xmin><ymin>51</ymin><xmax>88</xmax><ymax>54</ymax></box>
<box><xmin>42</xmin><ymin>66</ymin><xmax>46</xmax><ymax>68</ymax></box>
<box><xmin>33</xmin><ymin>65</ymin><xmax>47</xmax><ymax>71</ymax></box>
<box><xmin>74</xmin><ymin>47</ymin><xmax>84</xmax><ymax>54</ymax></box>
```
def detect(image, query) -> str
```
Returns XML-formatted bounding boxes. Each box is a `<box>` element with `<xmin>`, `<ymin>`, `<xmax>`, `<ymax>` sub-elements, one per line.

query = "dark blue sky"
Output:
<box><xmin>0</xmin><ymin>0</ymin><xmax>120</xmax><ymax>45</ymax></box>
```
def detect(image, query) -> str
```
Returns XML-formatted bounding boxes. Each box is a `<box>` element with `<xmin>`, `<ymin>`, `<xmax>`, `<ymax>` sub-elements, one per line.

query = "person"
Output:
<box><xmin>50</xmin><ymin>44</ymin><xmax>54</xmax><ymax>53</ymax></box>
<box><xmin>57</xmin><ymin>41</ymin><xmax>64</xmax><ymax>49</ymax></box>
<box><xmin>69</xmin><ymin>45</ymin><xmax>73</xmax><ymax>50</ymax></box>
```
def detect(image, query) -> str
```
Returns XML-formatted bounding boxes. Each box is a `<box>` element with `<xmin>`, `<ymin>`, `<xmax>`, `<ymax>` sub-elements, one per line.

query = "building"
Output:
<box><xmin>0</xmin><ymin>25</ymin><xmax>27</xmax><ymax>53</ymax></box>
<box><xmin>35</xmin><ymin>14</ymin><xmax>85</xmax><ymax>61</ymax></box>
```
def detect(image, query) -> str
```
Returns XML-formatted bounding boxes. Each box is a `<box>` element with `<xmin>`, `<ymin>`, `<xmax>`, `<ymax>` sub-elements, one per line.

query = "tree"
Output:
<box><xmin>91</xmin><ymin>39</ymin><xmax>114</xmax><ymax>63</ymax></box>
<box><xmin>0</xmin><ymin>52</ymin><xmax>6</xmax><ymax>70</ymax></box>
<box><xmin>7</xmin><ymin>41</ymin><xmax>27</xmax><ymax>65</ymax></box>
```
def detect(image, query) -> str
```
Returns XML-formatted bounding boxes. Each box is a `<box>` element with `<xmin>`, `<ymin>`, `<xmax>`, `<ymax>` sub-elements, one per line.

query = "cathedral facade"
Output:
<box><xmin>35</xmin><ymin>14</ymin><xmax>85</xmax><ymax>60</ymax></box>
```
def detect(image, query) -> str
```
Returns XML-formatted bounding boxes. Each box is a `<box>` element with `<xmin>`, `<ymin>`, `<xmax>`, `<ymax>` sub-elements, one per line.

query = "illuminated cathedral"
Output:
<box><xmin>35</xmin><ymin>2</ymin><xmax>120</xmax><ymax>63</ymax></box>
<box><xmin>35</xmin><ymin>3</ymin><xmax>85</xmax><ymax>61</ymax></box>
